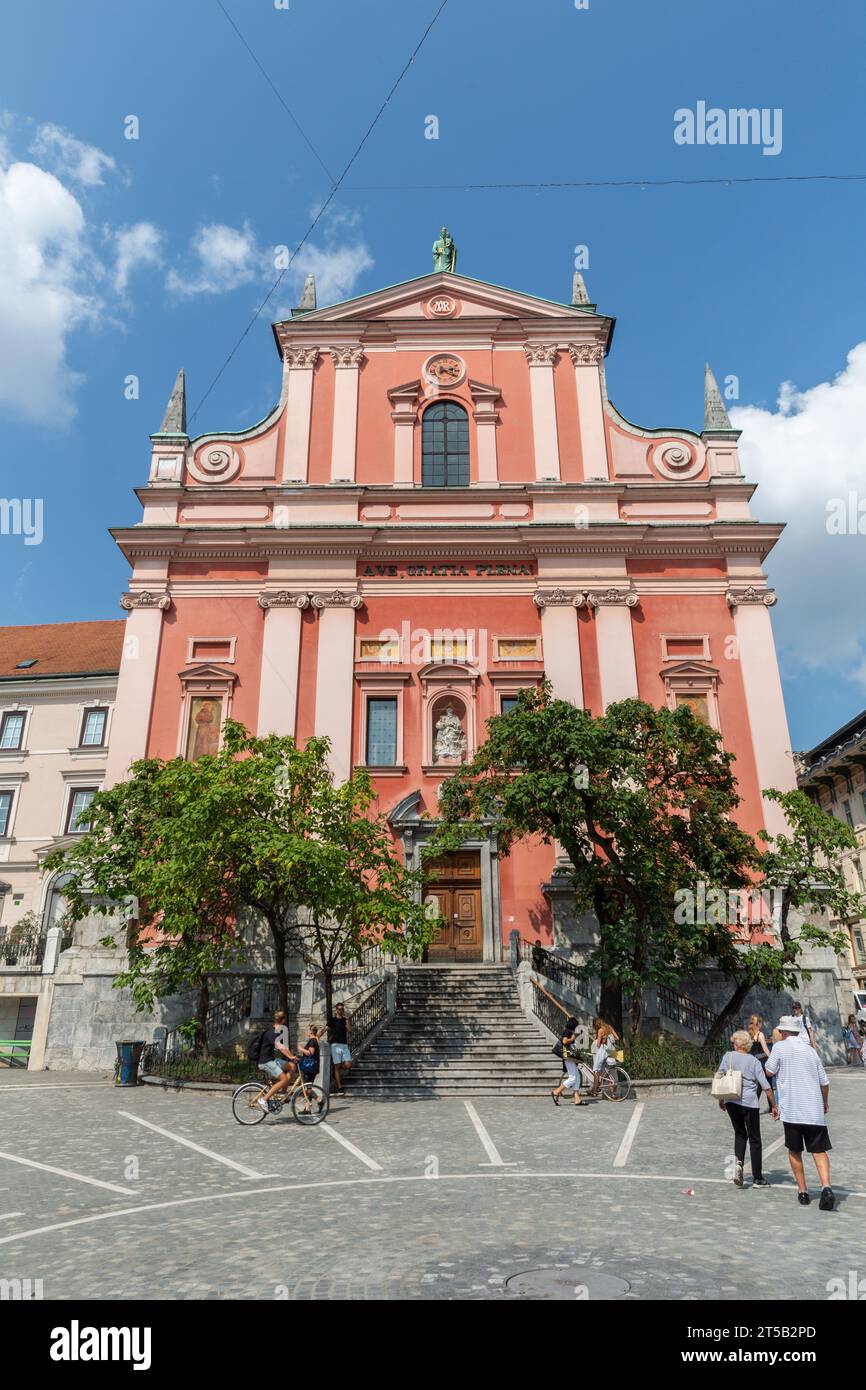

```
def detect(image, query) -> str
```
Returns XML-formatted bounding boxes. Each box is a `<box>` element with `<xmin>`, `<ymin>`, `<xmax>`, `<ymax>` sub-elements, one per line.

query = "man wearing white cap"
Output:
<box><xmin>765</xmin><ymin>1015</ymin><xmax>834</xmax><ymax>1210</ymax></box>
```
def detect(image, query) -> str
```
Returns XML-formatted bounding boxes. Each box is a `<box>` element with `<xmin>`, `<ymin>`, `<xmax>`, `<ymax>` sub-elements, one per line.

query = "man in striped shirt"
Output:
<box><xmin>765</xmin><ymin>1015</ymin><xmax>833</xmax><ymax>1210</ymax></box>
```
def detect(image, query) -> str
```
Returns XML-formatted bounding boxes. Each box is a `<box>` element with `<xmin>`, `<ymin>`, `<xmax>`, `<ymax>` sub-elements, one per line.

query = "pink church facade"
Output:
<box><xmin>106</xmin><ymin>265</ymin><xmax>795</xmax><ymax>962</ymax></box>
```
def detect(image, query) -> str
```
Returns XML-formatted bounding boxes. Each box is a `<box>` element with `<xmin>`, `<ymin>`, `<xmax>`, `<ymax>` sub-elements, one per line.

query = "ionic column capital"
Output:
<box><xmin>257</xmin><ymin>591</ymin><xmax>311</xmax><ymax>611</ymax></box>
<box><xmin>726</xmin><ymin>585</ymin><xmax>777</xmax><ymax>610</ymax></box>
<box><xmin>310</xmin><ymin>589</ymin><xmax>365</xmax><ymax>610</ymax></box>
<box><xmin>586</xmin><ymin>588</ymin><xmax>640</xmax><ymax>609</ymax></box>
<box><xmin>120</xmin><ymin>590</ymin><xmax>171</xmax><ymax>612</ymax></box>
<box><xmin>533</xmin><ymin>588</ymin><xmax>587</xmax><ymax>610</ymax></box>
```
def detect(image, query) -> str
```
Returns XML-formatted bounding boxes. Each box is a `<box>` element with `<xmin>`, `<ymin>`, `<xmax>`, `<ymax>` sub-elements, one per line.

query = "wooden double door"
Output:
<box><xmin>424</xmin><ymin>851</ymin><xmax>483</xmax><ymax>962</ymax></box>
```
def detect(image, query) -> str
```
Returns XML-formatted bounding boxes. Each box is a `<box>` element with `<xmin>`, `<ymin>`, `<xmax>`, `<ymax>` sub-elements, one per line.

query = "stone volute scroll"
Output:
<box><xmin>257</xmin><ymin>592</ymin><xmax>311</xmax><ymax>611</ymax></box>
<box><xmin>725</xmin><ymin>586</ymin><xmax>777</xmax><ymax>609</ymax></box>
<box><xmin>533</xmin><ymin>589</ymin><xmax>588</xmax><ymax>609</ymax></box>
<box><xmin>120</xmin><ymin>590</ymin><xmax>172</xmax><ymax>611</ymax></box>
<box><xmin>310</xmin><ymin>590</ymin><xmax>365</xmax><ymax>610</ymax></box>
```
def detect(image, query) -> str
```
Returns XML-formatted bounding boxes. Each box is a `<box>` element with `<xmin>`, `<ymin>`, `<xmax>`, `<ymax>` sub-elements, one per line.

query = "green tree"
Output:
<box><xmin>435</xmin><ymin>686</ymin><xmax>758</xmax><ymax>1033</ymax></box>
<box><xmin>47</xmin><ymin>722</ymin><xmax>433</xmax><ymax>1047</ymax></box>
<box><xmin>703</xmin><ymin>789</ymin><xmax>861</xmax><ymax>1045</ymax></box>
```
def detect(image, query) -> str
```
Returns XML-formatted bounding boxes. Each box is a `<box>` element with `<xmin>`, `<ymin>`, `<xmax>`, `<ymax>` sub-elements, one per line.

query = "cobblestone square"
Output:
<box><xmin>0</xmin><ymin>1070</ymin><xmax>864</xmax><ymax>1301</ymax></box>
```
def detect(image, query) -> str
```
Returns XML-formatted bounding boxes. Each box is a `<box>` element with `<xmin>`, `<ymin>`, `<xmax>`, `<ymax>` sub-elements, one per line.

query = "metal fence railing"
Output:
<box><xmin>519</xmin><ymin>940</ymin><xmax>599</xmax><ymax>1002</ymax></box>
<box><xmin>0</xmin><ymin>1039</ymin><xmax>32</xmax><ymax>1068</ymax></box>
<box><xmin>656</xmin><ymin>984</ymin><xmax>718</xmax><ymax>1038</ymax></box>
<box><xmin>347</xmin><ymin>979</ymin><xmax>389</xmax><ymax>1053</ymax></box>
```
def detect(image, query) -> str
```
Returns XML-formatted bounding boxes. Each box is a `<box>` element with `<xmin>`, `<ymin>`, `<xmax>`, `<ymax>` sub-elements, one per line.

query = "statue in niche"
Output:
<box><xmin>433</xmin><ymin>704</ymin><xmax>466</xmax><ymax>762</ymax></box>
<box><xmin>432</xmin><ymin>226</ymin><xmax>457</xmax><ymax>272</ymax></box>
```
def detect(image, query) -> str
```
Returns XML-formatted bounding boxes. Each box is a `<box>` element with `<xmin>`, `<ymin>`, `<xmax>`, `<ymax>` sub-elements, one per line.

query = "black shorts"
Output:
<box><xmin>782</xmin><ymin>1122</ymin><xmax>832</xmax><ymax>1155</ymax></box>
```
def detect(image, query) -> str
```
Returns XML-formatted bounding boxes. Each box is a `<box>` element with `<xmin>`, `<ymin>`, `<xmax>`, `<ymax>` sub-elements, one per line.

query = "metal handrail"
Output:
<box><xmin>656</xmin><ymin>983</ymin><xmax>718</xmax><ymax>1036</ymax></box>
<box><xmin>346</xmin><ymin>979</ymin><xmax>389</xmax><ymax>1053</ymax></box>
<box><xmin>0</xmin><ymin>1039</ymin><xmax>32</xmax><ymax>1068</ymax></box>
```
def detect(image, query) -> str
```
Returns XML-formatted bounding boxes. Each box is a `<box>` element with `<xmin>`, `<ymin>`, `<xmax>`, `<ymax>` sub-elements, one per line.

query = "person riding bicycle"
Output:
<box><xmin>256</xmin><ymin>1010</ymin><xmax>300</xmax><ymax>1113</ymax></box>
<box><xmin>296</xmin><ymin>1022</ymin><xmax>322</xmax><ymax>1114</ymax></box>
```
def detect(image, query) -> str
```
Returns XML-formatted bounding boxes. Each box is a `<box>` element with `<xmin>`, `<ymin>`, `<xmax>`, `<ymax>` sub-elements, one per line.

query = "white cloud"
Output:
<box><xmin>0</xmin><ymin>157</ymin><xmax>99</xmax><ymax>425</ymax></box>
<box><xmin>732</xmin><ymin>344</ymin><xmax>866</xmax><ymax>689</ymax></box>
<box><xmin>166</xmin><ymin>221</ymin><xmax>261</xmax><ymax>297</ymax></box>
<box><xmin>31</xmin><ymin>122</ymin><xmax>116</xmax><ymax>187</ymax></box>
<box><xmin>287</xmin><ymin>240</ymin><xmax>374</xmax><ymax>307</ymax></box>
<box><xmin>112</xmin><ymin>221</ymin><xmax>163</xmax><ymax>293</ymax></box>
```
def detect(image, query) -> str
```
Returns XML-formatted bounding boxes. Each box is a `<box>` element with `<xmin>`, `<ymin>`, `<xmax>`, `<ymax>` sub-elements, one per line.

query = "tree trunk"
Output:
<box><xmin>703</xmin><ymin>977</ymin><xmax>753</xmax><ymax>1048</ymax></box>
<box><xmin>194</xmin><ymin>977</ymin><xmax>210</xmax><ymax>1058</ymax></box>
<box><xmin>599</xmin><ymin>977</ymin><xmax>622</xmax><ymax>1034</ymax></box>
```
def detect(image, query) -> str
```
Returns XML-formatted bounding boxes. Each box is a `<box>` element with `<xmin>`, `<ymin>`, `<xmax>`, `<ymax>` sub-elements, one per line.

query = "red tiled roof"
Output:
<box><xmin>0</xmin><ymin>620</ymin><xmax>125</xmax><ymax>679</ymax></box>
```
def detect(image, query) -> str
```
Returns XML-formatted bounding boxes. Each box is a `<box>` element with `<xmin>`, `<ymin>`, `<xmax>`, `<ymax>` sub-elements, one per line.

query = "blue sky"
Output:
<box><xmin>1</xmin><ymin>0</ymin><xmax>865</xmax><ymax>749</ymax></box>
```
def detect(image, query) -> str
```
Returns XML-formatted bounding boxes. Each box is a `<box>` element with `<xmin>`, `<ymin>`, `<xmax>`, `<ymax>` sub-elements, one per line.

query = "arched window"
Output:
<box><xmin>422</xmin><ymin>401</ymin><xmax>469</xmax><ymax>487</ymax></box>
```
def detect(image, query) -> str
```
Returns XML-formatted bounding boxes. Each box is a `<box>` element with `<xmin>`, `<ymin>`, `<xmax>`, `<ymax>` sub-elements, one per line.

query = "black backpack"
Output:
<box><xmin>246</xmin><ymin>1029</ymin><xmax>268</xmax><ymax>1063</ymax></box>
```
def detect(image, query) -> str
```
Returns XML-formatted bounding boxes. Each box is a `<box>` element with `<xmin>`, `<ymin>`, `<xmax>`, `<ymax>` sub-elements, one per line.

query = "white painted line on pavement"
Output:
<box><xmin>4</xmin><ymin>1169</ymin><xmax>864</xmax><ymax>1250</ymax></box>
<box><xmin>762</xmin><ymin>1136</ymin><xmax>786</xmax><ymax>1160</ymax></box>
<box><xmin>318</xmin><ymin>1122</ymin><xmax>383</xmax><ymax>1172</ymax></box>
<box><xmin>118</xmin><ymin>1111</ymin><xmax>273</xmax><ymax>1180</ymax></box>
<box><xmin>463</xmin><ymin>1101</ymin><xmax>516</xmax><ymax>1167</ymax></box>
<box><xmin>0</xmin><ymin>1083</ymin><xmax>108</xmax><ymax>1092</ymax></box>
<box><xmin>613</xmin><ymin>1102</ymin><xmax>644</xmax><ymax>1168</ymax></box>
<box><xmin>0</xmin><ymin>1212</ymin><xmax>24</xmax><ymax>1221</ymax></box>
<box><xmin>0</xmin><ymin>1150</ymin><xmax>135</xmax><ymax>1196</ymax></box>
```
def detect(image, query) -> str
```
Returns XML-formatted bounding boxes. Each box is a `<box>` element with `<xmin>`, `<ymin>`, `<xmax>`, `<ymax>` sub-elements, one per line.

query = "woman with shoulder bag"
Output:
<box><xmin>551</xmin><ymin>1016</ymin><xmax>583</xmax><ymax>1108</ymax></box>
<box><xmin>715</xmin><ymin>1029</ymin><xmax>779</xmax><ymax>1188</ymax></box>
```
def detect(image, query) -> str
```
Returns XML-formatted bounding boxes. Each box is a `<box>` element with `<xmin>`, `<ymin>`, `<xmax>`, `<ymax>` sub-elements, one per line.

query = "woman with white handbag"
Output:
<box><xmin>714</xmin><ymin>1029</ymin><xmax>779</xmax><ymax>1188</ymax></box>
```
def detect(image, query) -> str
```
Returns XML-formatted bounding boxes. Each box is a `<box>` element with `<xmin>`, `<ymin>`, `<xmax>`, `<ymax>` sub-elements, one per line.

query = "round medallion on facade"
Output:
<box><xmin>424</xmin><ymin>294</ymin><xmax>461</xmax><ymax>319</ymax></box>
<box><xmin>188</xmin><ymin>444</ymin><xmax>242</xmax><ymax>484</ymax></box>
<box><xmin>649</xmin><ymin>440</ymin><xmax>703</xmax><ymax>481</ymax></box>
<box><xmin>423</xmin><ymin>353</ymin><xmax>466</xmax><ymax>388</ymax></box>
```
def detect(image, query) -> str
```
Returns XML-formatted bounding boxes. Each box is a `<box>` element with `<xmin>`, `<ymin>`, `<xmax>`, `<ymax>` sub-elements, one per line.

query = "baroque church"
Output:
<box><xmin>105</xmin><ymin>232</ymin><xmax>795</xmax><ymax>965</ymax></box>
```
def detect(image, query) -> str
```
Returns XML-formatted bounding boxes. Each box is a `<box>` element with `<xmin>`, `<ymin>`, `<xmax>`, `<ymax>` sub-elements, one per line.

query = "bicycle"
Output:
<box><xmin>232</xmin><ymin>1068</ymin><xmax>330</xmax><ymax>1126</ymax></box>
<box><xmin>569</xmin><ymin>1047</ymin><xmax>633</xmax><ymax>1102</ymax></box>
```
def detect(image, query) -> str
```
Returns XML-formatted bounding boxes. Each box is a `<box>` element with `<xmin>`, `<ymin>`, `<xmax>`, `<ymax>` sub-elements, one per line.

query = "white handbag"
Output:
<box><xmin>711</xmin><ymin>1058</ymin><xmax>743</xmax><ymax>1100</ymax></box>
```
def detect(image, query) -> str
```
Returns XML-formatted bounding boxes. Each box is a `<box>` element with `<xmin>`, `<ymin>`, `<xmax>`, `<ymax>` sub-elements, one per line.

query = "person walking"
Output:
<box><xmin>791</xmin><ymin>1001</ymin><xmax>816</xmax><ymax>1050</ymax></box>
<box><xmin>844</xmin><ymin>1014</ymin><xmax>863</xmax><ymax>1067</ymax></box>
<box><xmin>328</xmin><ymin>1002</ymin><xmax>352</xmax><ymax>1095</ymax></box>
<box><xmin>589</xmin><ymin>1016</ymin><xmax>620</xmax><ymax>1097</ymax></box>
<box><xmin>764</xmin><ymin>1014</ymin><xmax>835</xmax><ymax>1210</ymax></box>
<box><xmin>551</xmin><ymin>1015</ymin><xmax>583</xmax><ymax>1107</ymax></box>
<box><xmin>716</xmin><ymin>1029</ymin><xmax>778</xmax><ymax>1188</ymax></box>
<box><xmin>748</xmin><ymin>1014</ymin><xmax>774</xmax><ymax>1112</ymax></box>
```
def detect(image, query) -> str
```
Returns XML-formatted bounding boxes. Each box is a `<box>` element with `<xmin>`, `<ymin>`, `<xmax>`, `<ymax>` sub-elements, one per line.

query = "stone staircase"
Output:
<box><xmin>350</xmin><ymin>964</ymin><xmax>564</xmax><ymax>1097</ymax></box>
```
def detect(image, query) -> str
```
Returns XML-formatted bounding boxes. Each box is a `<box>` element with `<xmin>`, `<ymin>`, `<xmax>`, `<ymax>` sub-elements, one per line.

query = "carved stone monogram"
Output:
<box><xmin>433</xmin><ymin>705</ymin><xmax>467</xmax><ymax>762</ymax></box>
<box><xmin>726</xmin><ymin>586</ymin><xmax>777</xmax><ymax>609</ymax></box>
<box><xmin>568</xmin><ymin>343</ymin><xmax>605</xmax><ymax>366</ymax></box>
<box><xmin>257</xmin><ymin>591</ymin><xmax>311</xmax><ymax>610</ymax></box>
<box><xmin>523</xmin><ymin>344</ymin><xmax>559</xmax><ymax>367</ymax></box>
<box><xmin>120</xmin><ymin>590</ymin><xmax>171</xmax><ymax>611</ymax></box>
<box><xmin>329</xmin><ymin>346</ymin><xmax>365</xmax><ymax>369</ymax></box>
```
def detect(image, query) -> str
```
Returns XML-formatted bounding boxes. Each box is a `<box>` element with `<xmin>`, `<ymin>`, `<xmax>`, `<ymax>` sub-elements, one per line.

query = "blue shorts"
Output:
<box><xmin>330</xmin><ymin>1043</ymin><xmax>351</xmax><ymax>1065</ymax></box>
<box><xmin>258</xmin><ymin>1060</ymin><xmax>289</xmax><ymax>1081</ymax></box>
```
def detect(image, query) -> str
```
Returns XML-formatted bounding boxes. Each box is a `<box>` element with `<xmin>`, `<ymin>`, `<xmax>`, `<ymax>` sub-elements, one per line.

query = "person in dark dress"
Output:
<box><xmin>328</xmin><ymin>1003</ymin><xmax>352</xmax><ymax>1094</ymax></box>
<box><xmin>551</xmin><ymin>1016</ymin><xmax>582</xmax><ymax>1108</ymax></box>
<box><xmin>748</xmin><ymin>1014</ymin><xmax>774</xmax><ymax>1112</ymax></box>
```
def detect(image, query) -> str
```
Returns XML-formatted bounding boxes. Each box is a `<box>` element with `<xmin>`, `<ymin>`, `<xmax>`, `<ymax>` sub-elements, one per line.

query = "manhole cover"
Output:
<box><xmin>505</xmin><ymin>1267</ymin><xmax>631</xmax><ymax>1300</ymax></box>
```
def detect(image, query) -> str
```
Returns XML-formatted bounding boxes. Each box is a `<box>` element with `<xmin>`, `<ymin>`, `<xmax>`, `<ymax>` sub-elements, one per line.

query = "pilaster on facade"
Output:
<box><xmin>106</xmin><ymin>591</ymin><xmax>171</xmax><ymax>786</ymax></box>
<box><xmin>256</xmin><ymin>591</ymin><xmax>308</xmax><ymax>738</ymax></box>
<box><xmin>281</xmin><ymin>346</ymin><xmax>319</xmax><ymax>484</ymax></box>
<box><xmin>589</xmin><ymin>587</ymin><xmax>640</xmax><ymax>708</ymax></box>
<box><xmin>329</xmin><ymin>346</ymin><xmax>365</xmax><ymax>484</ymax></box>
<box><xmin>533</xmin><ymin>587</ymin><xmax>584</xmax><ymax>706</ymax></box>
<box><xmin>468</xmin><ymin>379</ymin><xmax>501</xmax><ymax>485</ymax></box>
<box><xmin>524</xmin><ymin>343</ymin><xmax>561</xmax><ymax>482</ymax></box>
<box><xmin>387</xmin><ymin>380</ymin><xmax>421</xmax><ymax>486</ymax></box>
<box><xmin>568</xmin><ymin>342</ymin><xmax>610</xmax><ymax>482</ymax></box>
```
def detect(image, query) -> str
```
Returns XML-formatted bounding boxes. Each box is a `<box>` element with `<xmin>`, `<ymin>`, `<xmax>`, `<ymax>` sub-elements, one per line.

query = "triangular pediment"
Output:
<box><xmin>274</xmin><ymin>272</ymin><xmax>605</xmax><ymax>327</ymax></box>
<box><xmin>662</xmin><ymin>659</ymin><xmax>719</xmax><ymax>679</ymax></box>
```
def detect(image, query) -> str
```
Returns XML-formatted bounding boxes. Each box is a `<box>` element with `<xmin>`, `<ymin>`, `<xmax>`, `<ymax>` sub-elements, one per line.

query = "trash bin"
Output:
<box><xmin>114</xmin><ymin>1039</ymin><xmax>146</xmax><ymax>1087</ymax></box>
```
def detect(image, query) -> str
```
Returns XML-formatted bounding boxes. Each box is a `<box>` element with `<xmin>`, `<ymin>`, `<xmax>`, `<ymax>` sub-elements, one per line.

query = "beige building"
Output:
<box><xmin>0</xmin><ymin>621</ymin><xmax>124</xmax><ymax>1067</ymax></box>
<box><xmin>798</xmin><ymin>709</ymin><xmax>866</xmax><ymax>1018</ymax></box>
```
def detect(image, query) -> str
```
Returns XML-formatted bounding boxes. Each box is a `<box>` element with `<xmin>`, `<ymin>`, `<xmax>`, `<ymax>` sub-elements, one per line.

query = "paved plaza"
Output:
<box><xmin>0</xmin><ymin>1071</ymin><xmax>864</xmax><ymax>1301</ymax></box>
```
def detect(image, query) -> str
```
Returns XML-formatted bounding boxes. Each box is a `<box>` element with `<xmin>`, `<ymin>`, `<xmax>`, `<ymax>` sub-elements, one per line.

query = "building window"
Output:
<box><xmin>662</xmin><ymin>635</ymin><xmax>710</xmax><ymax>662</ymax></box>
<box><xmin>0</xmin><ymin>790</ymin><xmax>13</xmax><ymax>836</ymax></box>
<box><xmin>675</xmin><ymin>693</ymin><xmax>711</xmax><ymax>724</ymax></box>
<box><xmin>843</xmin><ymin>799</ymin><xmax>855</xmax><ymax>828</ymax></box>
<box><xmin>65</xmin><ymin>787</ymin><xmax>97</xmax><ymax>834</ymax></box>
<box><xmin>852</xmin><ymin>927</ymin><xmax>866</xmax><ymax>965</ymax></box>
<box><xmin>365</xmin><ymin>698</ymin><xmax>398</xmax><ymax>766</ymax></box>
<box><xmin>79</xmin><ymin>707</ymin><xmax>108</xmax><ymax>747</ymax></box>
<box><xmin>185</xmin><ymin>697</ymin><xmax>223</xmax><ymax>760</ymax></box>
<box><xmin>422</xmin><ymin>402</ymin><xmax>469</xmax><ymax>487</ymax></box>
<box><xmin>0</xmin><ymin>712</ymin><xmax>25</xmax><ymax>750</ymax></box>
<box><xmin>499</xmin><ymin>696</ymin><xmax>520</xmax><ymax>717</ymax></box>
